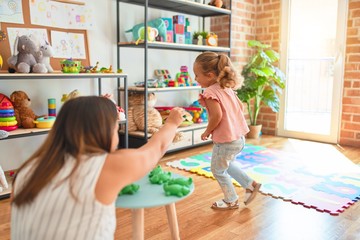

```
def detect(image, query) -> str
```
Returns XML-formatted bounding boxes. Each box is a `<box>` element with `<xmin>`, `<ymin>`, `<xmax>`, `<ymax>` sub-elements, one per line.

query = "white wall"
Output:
<box><xmin>0</xmin><ymin>0</ymin><xmax>208</xmax><ymax>170</ymax></box>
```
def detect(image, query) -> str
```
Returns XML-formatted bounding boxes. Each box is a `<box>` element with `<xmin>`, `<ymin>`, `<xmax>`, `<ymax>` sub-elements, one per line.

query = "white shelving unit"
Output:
<box><xmin>0</xmin><ymin>72</ymin><xmax>128</xmax><ymax>199</ymax></box>
<box><xmin>117</xmin><ymin>0</ymin><xmax>231</xmax><ymax>151</ymax></box>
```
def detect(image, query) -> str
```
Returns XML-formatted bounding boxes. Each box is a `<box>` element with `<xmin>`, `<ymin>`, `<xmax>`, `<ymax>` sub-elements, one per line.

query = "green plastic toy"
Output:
<box><xmin>149</xmin><ymin>165</ymin><xmax>163</xmax><ymax>178</ymax></box>
<box><xmin>167</xmin><ymin>177</ymin><xmax>193</xmax><ymax>187</ymax></box>
<box><xmin>119</xmin><ymin>183</ymin><xmax>140</xmax><ymax>195</ymax></box>
<box><xmin>149</xmin><ymin>171</ymin><xmax>172</xmax><ymax>184</ymax></box>
<box><xmin>163</xmin><ymin>183</ymin><xmax>190</xmax><ymax>197</ymax></box>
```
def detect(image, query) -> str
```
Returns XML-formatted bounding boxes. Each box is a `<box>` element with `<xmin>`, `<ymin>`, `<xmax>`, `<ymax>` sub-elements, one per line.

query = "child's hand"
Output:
<box><xmin>201</xmin><ymin>131</ymin><xmax>211</xmax><ymax>140</ymax></box>
<box><xmin>166</xmin><ymin>107</ymin><xmax>185</xmax><ymax>127</ymax></box>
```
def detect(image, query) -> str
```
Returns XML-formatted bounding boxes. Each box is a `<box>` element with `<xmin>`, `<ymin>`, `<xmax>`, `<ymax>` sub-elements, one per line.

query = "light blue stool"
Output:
<box><xmin>116</xmin><ymin>173</ymin><xmax>194</xmax><ymax>240</ymax></box>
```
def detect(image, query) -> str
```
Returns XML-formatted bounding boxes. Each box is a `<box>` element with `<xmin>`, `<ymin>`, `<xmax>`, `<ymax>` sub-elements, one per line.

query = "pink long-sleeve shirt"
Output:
<box><xmin>199</xmin><ymin>83</ymin><xmax>249</xmax><ymax>143</ymax></box>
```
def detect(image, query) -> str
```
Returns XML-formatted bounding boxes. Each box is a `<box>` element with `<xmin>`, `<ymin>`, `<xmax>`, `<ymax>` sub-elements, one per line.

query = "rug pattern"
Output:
<box><xmin>166</xmin><ymin>144</ymin><xmax>360</xmax><ymax>216</ymax></box>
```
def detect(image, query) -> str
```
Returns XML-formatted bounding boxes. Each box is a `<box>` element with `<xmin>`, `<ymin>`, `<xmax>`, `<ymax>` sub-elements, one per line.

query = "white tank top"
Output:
<box><xmin>11</xmin><ymin>153</ymin><xmax>116</xmax><ymax>240</ymax></box>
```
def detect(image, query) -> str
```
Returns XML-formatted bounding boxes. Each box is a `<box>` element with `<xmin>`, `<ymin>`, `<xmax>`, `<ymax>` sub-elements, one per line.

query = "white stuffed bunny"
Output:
<box><xmin>0</xmin><ymin>165</ymin><xmax>8</xmax><ymax>193</ymax></box>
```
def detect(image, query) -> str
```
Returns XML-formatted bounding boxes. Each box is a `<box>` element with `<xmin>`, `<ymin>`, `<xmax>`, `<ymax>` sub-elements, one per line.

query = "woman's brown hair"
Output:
<box><xmin>12</xmin><ymin>96</ymin><xmax>118</xmax><ymax>206</ymax></box>
<box><xmin>194</xmin><ymin>51</ymin><xmax>242</xmax><ymax>89</ymax></box>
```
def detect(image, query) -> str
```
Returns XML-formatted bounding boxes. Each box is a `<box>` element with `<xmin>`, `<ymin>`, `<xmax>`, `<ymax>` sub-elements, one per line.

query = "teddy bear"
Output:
<box><xmin>10</xmin><ymin>90</ymin><xmax>42</xmax><ymax>128</ymax></box>
<box><xmin>127</xmin><ymin>92</ymin><xmax>182</xmax><ymax>142</ymax></box>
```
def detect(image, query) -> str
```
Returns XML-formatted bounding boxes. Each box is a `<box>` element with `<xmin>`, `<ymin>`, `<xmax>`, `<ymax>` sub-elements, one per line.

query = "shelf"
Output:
<box><xmin>1</xmin><ymin>128</ymin><xmax>49</xmax><ymax>140</ymax></box>
<box><xmin>1</xmin><ymin>119</ymin><xmax>127</xmax><ymax>141</ymax></box>
<box><xmin>118</xmin><ymin>0</ymin><xmax>231</xmax><ymax>17</ymax></box>
<box><xmin>118</xmin><ymin>41</ymin><xmax>230</xmax><ymax>53</ymax></box>
<box><xmin>122</xmin><ymin>86</ymin><xmax>203</xmax><ymax>92</ymax></box>
<box><xmin>125</xmin><ymin>122</ymin><xmax>208</xmax><ymax>138</ymax></box>
<box><xmin>0</xmin><ymin>72</ymin><xmax>128</xmax><ymax>80</ymax></box>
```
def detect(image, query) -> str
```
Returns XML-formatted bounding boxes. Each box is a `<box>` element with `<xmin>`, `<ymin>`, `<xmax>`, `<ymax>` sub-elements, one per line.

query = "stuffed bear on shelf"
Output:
<box><xmin>127</xmin><ymin>92</ymin><xmax>182</xmax><ymax>142</ymax></box>
<box><xmin>10</xmin><ymin>90</ymin><xmax>44</xmax><ymax>128</ymax></box>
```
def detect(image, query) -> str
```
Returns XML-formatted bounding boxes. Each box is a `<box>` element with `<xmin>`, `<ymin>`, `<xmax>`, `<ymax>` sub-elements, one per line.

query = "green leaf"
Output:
<box><xmin>265</xmin><ymin>49</ymin><xmax>279</xmax><ymax>63</ymax></box>
<box><xmin>248</xmin><ymin>40</ymin><xmax>270</xmax><ymax>49</ymax></box>
<box><xmin>238</xmin><ymin>40</ymin><xmax>287</xmax><ymax>125</ymax></box>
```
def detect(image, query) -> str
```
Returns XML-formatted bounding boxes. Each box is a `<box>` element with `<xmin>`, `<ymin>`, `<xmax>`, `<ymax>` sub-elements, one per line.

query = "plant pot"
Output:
<box><xmin>247</xmin><ymin>124</ymin><xmax>262</xmax><ymax>139</ymax></box>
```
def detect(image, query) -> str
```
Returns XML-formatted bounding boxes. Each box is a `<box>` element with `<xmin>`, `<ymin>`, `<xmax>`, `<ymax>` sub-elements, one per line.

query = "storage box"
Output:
<box><xmin>161</xmin><ymin>17</ymin><xmax>173</xmax><ymax>30</ymax></box>
<box><xmin>166</xmin><ymin>31</ymin><xmax>174</xmax><ymax>43</ymax></box>
<box><xmin>173</xmin><ymin>15</ymin><xmax>185</xmax><ymax>25</ymax></box>
<box><xmin>174</xmin><ymin>34</ymin><xmax>185</xmax><ymax>44</ymax></box>
<box><xmin>185</xmin><ymin>32</ymin><xmax>192</xmax><ymax>44</ymax></box>
<box><xmin>174</xmin><ymin>24</ymin><xmax>185</xmax><ymax>34</ymax></box>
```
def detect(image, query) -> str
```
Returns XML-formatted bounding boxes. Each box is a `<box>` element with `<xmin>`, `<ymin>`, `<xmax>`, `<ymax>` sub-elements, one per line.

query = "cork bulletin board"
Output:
<box><xmin>0</xmin><ymin>0</ymin><xmax>90</xmax><ymax>72</ymax></box>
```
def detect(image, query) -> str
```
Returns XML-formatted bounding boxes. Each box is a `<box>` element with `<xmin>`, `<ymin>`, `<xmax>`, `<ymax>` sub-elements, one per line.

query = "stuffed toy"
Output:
<box><xmin>34</xmin><ymin>41</ymin><xmax>54</xmax><ymax>73</ymax></box>
<box><xmin>10</xmin><ymin>90</ymin><xmax>42</xmax><ymax>128</ymax></box>
<box><xmin>7</xmin><ymin>34</ymin><xmax>47</xmax><ymax>73</ymax></box>
<box><xmin>0</xmin><ymin>165</ymin><xmax>8</xmax><ymax>193</ymax></box>
<box><xmin>61</xmin><ymin>89</ymin><xmax>80</xmax><ymax>102</ymax></box>
<box><xmin>127</xmin><ymin>92</ymin><xmax>182</xmax><ymax>142</ymax></box>
<box><xmin>209</xmin><ymin>0</ymin><xmax>226</xmax><ymax>8</ymax></box>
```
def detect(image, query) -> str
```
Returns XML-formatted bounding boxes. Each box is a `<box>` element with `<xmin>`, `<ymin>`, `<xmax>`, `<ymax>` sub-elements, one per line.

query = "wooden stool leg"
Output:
<box><xmin>132</xmin><ymin>208</ymin><xmax>144</xmax><ymax>240</ymax></box>
<box><xmin>165</xmin><ymin>203</ymin><xmax>180</xmax><ymax>240</ymax></box>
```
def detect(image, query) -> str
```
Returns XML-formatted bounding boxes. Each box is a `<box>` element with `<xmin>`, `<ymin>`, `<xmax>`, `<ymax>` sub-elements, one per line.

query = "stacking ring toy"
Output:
<box><xmin>0</xmin><ymin>116</ymin><xmax>16</xmax><ymax>122</ymax></box>
<box><xmin>0</xmin><ymin>109</ymin><xmax>14</xmax><ymax>113</ymax></box>
<box><xmin>0</xmin><ymin>120</ymin><xmax>17</xmax><ymax>126</ymax></box>
<box><xmin>0</xmin><ymin>125</ymin><xmax>18</xmax><ymax>131</ymax></box>
<box><xmin>0</xmin><ymin>113</ymin><xmax>14</xmax><ymax>117</ymax></box>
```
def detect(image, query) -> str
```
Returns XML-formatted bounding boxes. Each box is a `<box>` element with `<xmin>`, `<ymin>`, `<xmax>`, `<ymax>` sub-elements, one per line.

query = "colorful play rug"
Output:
<box><xmin>166</xmin><ymin>140</ymin><xmax>360</xmax><ymax>216</ymax></box>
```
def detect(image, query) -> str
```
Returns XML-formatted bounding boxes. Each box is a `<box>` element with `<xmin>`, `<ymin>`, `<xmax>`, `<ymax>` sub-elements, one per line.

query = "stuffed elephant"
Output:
<box><xmin>7</xmin><ymin>34</ymin><xmax>47</xmax><ymax>73</ymax></box>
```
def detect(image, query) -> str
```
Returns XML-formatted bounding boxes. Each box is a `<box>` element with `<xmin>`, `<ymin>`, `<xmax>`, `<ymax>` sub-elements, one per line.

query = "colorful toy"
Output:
<box><xmin>10</xmin><ymin>91</ymin><xmax>44</xmax><ymax>129</ymax></box>
<box><xmin>189</xmin><ymin>100</ymin><xmax>208</xmax><ymax>123</ymax></box>
<box><xmin>163</xmin><ymin>183</ymin><xmax>191</xmax><ymax>197</ymax></box>
<box><xmin>135</xmin><ymin>26</ymin><xmax>159</xmax><ymax>45</ymax></box>
<box><xmin>90</xmin><ymin>62</ymin><xmax>100</xmax><ymax>73</ymax></box>
<box><xmin>100</xmin><ymin>65</ymin><xmax>114</xmax><ymax>73</ymax></box>
<box><xmin>61</xmin><ymin>89</ymin><xmax>80</xmax><ymax>103</ymax></box>
<box><xmin>119</xmin><ymin>183</ymin><xmax>140</xmax><ymax>195</ymax></box>
<box><xmin>155</xmin><ymin>106</ymin><xmax>194</xmax><ymax>127</ymax></box>
<box><xmin>0</xmin><ymin>93</ymin><xmax>18</xmax><ymax>131</ymax></box>
<box><xmin>206</xmin><ymin>32</ymin><xmax>218</xmax><ymax>47</ymax></box>
<box><xmin>125</xmin><ymin>18</ymin><xmax>167</xmax><ymax>43</ymax></box>
<box><xmin>175</xmin><ymin>66</ymin><xmax>196</xmax><ymax>87</ymax></box>
<box><xmin>154</xmin><ymin>69</ymin><xmax>172</xmax><ymax>82</ymax></box>
<box><xmin>48</xmin><ymin>98</ymin><xmax>56</xmax><ymax>117</ymax></box>
<box><xmin>60</xmin><ymin>59</ymin><xmax>81</xmax><ymax>73</ymax></box>
<box><xmin>102</xmin><ymin>93</ymin><xmax>126</xmax><ymax>121</ymax></box>
<box><xmin>33</xmin><ymin>116</ymin><xmax>56</xmax><ymax>129</ymax></box>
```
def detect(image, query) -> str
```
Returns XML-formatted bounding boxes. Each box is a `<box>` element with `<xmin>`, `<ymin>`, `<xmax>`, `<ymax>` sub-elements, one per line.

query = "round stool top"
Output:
<box><xmin>116</xmin><ymin>172</ymin><xmax>194</xmax><ymax>209</ymax></box>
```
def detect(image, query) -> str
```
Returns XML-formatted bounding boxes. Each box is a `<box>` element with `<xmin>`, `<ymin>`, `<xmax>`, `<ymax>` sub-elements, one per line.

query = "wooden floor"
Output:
<box><xmin>0</xmin><ymin>135</ymin><xmax>359</xmax><ymax>240</ymax></box>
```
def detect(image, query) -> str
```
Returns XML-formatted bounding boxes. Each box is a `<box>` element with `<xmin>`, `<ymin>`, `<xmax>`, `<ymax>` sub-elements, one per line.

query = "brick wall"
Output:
<box><xmin>210</xmin><ymin>0</ymin><xmax>360</xmax><ymax>147</ymax></box>
<box><xmin>340</xmin><ymin>0</ymin><xmax>360</xmax><ymax>147</ymax></box>
<box><xmin>252</xmin><ymin>0</ymin><xmax>280</xmax><ymax>136</ymax></box>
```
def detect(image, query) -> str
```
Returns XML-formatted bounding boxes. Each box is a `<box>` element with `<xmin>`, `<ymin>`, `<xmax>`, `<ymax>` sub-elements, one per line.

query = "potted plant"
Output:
<box><xmin>192</xmin><ymin>31</ymin><xmax>208</xmax><ymax>45</ymax></box>
<box><xmin>236</xmin><ymin>40</ymin><xmax>286</xmax><ymax>138</ymax></box>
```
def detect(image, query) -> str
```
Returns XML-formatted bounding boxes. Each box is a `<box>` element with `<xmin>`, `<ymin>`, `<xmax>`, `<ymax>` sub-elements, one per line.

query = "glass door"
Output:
<box><xmin>278</xmin><ymin>0</ymin><xmax>348</xmax><ymax>143</ymax></box>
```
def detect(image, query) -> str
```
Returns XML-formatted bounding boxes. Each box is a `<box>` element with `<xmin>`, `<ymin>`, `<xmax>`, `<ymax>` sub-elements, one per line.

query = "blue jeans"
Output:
<box><xmin>211</xmin><ymin>136</ymin><xmax>253</xmax><ymax>203</ymax></box>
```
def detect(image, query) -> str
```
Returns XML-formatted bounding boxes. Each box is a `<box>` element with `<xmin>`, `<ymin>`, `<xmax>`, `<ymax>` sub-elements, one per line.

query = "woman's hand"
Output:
<box><xmin>166</xmin><ymin>107</ymin><xmax>185</xmax><ymax>127</ymax></box>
